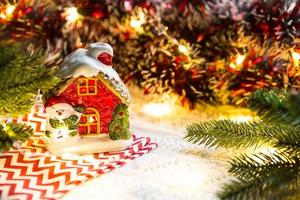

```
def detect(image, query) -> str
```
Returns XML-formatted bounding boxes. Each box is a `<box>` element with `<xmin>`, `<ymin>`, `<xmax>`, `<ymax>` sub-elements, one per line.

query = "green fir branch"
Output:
<box><xmin>185</xmin><ymin>120</ymin><xmax>300</xmax><ymax>149</ymax></box>
<box><xmin>229</xmin><ymin>151</ymin><xmax>300</xmax><ymax>182</ymax></box>
<box><xmin>0</xmin><ymin>122</ymin><xmax>33</xmax><ymax>152</ymax></box>
<box><xmin>186</xmin><ymin>89</ymin><xmax>300</xmax><ymax>199</ymax></box>
<box><xmin>0</xmin><ymin>42</ymin><xmax>17</xmax><ymax>68</ymax></box>
<box><xmin>219</xmin><ymin>151</ymin><xmax>300</xmax><ymax>200</ymax></box>
<box><xmin>248</xmin><ymin>89</ymin><xmax>288</xmax><ymax>111</ymax></box>
<box><xmin>0</xmin><ymin>42</ymin><xmax>60</xmax><ymax>151</ymax></box>
<box><xmin>273</xmin><ymin>126</ymin><xmax>300</xmax><ymax>150</ymax></box>
<box><xmin>248</xmin><ymin>89</ymin><xmax>300</xmax><ymax>126</ymax></box>
<box><xmin>0</xmin><ymin>50</ymin><xmax>46</xmax><ymax>89</ymax></box>
<box><xmin>219</xmin><ymin>178</ymin><xmax>300</xmax><ymax>200</ymax></box>
<box><xmin>0</xmin><ymin>75</ymin><xmax>59</xmax><ymax>116</ymax></box>
<box><xmin>218</xmin><ymin>180</ymin><xmax>261</xmax><ymax>200</ymax></box>
<box><xmin>0</xmin><ymin>42</ymin><xmax>60</xmax><ymax>116</ymax></box>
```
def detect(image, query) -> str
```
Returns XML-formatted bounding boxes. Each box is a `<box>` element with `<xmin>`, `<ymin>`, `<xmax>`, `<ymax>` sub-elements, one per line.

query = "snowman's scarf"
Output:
<box><xmin>47</xmin><ymin>115</ymin><xmax>79</xmax><ymax>136</ymax></box>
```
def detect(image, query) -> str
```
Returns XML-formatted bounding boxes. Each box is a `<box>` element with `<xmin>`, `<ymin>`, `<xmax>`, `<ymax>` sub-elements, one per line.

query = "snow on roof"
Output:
<box><xmin>57</xmin><ymin>45</ymin><xmax>131</xmax><ymax>104</ymax></box>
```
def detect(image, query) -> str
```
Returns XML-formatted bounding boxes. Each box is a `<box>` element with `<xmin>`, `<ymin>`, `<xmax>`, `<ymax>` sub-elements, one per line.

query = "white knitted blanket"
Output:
<box><xmin>63</xmin><ymin>118</ymin><xmax>238</xmax><ymax>200</ymax></box>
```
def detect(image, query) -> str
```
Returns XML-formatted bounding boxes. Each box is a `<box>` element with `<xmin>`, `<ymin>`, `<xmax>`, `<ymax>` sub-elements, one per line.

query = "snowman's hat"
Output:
<box><xmin>45</xmin><ymin>97</ymin><xmax>67</xmax><ymax>108</ymax></box>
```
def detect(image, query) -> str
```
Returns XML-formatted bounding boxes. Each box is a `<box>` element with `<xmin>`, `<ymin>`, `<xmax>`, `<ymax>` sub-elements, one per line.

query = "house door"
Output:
<box><xmin>78</xmin><ymin>108</ymin><xmax>100</xmax><ymax>135</ymax></box>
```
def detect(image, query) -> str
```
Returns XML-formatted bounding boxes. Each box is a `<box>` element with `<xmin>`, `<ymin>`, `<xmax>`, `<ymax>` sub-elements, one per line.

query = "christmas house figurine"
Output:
<box><xmin>43</xmin><ymin>43</ymin><xmax>132</xmax><ymax>155</ymax></box>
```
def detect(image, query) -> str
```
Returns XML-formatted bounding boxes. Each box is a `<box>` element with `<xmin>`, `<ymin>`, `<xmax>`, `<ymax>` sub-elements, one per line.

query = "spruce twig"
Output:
<box><xmin>0</xmin><ymin>122</ymin><xmax>34</xmax><ymax>152</ymax></box>
<box><xmin>185</xmin><ymin>120</ymin><xmax>300</xmax><ymax>149</ymax></box>
<box><xmin>0</xmin><ymin>42</ymin><xmax>60</xmax><ymax>116</ymax></box>
<box><xmin>186</xmin><ymin>89</ymin><xmax>300</xmax><ymax>199</ymax></box>
<box><xmin>249</xmin><ymin>89</ymin><xmax>300</xmax><ymax>126</ymax></box>
<box><xmin>0</xmin><ymin>42</ymin><xmax>60</xmax><ymax>151</ymax></box>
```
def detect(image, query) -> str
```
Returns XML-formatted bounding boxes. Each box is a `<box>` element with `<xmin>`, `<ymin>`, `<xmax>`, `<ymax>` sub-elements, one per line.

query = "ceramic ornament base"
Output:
<box><xmin>43</xmin><ymin>135</ymin><xmax>133</xmax><ymax>155</ymax></box>
<box><xmin>0</xmin><ymin>103</ymin><xmax>158</xmax><ymax>200</ymax></box>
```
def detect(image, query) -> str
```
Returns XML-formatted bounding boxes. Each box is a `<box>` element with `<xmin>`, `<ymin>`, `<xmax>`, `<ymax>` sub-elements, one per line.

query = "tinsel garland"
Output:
<box><xmin>0</xmin><ymin>0</ymin><xmax>299</xmax><ymax>107</ymax></box>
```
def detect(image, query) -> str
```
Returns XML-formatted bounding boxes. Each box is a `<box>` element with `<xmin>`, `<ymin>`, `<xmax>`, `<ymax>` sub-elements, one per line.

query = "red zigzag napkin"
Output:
<box><xmin>0</xmin><ymin>103</ymin><xmax>158</xmax><ymax>200</ymax></box>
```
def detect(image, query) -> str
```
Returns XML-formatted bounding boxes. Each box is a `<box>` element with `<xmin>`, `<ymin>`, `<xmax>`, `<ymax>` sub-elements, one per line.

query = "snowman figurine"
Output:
<box><xmin>44</xmin><ymin>98</ymin><xmax>82</xmax><ymax>142</ymax></box>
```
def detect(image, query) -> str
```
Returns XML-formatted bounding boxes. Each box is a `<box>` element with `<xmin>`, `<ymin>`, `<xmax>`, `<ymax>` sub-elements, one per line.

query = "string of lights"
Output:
<box><xmin>0</xmin><ymin>0</ymin><xmax>299</xmax><ymax>107</ymax></box>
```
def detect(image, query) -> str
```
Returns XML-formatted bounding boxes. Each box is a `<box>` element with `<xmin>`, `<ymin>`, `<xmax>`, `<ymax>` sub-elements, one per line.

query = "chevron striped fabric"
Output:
<box><xmin>0</xmin><ymin>102</ymin><xmax>158</xmax><ymax>200</ymax></box>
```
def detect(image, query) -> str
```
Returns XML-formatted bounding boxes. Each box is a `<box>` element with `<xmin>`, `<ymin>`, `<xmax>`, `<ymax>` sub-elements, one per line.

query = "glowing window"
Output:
<box><xmin>77</xmin><ymin>78</ymin><xmax>97</xmax><ymax>95</ymax></box>
<box><xmin>78</xmin><ymin>108</ymin><xmax>100</xmax><ymax>135</ymax></box>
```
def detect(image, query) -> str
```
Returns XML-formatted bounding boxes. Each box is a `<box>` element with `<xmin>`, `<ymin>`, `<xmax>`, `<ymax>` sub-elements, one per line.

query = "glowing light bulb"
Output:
<box><xmin>142</xmin><ymin>103</ymin><xmax>173</xmax><ymax>117</ymax></box>
<box><xmin>130</xmin><ymin>10</ymin><xmax>145</xmax><ymax>31</ymax></box>
<box><xmin>293</xmin><ymin>52</ymin><xmax>300</xmax><ymax>60</ymax></box>
<box><xmin>64</xmin><ymin>7</ymin><xmax>80</xmax><ymax>23</ymax></box>
<box><xmin>178</xmin><ymin>44</ymin><xmax>189</xmax><ymax>55</ymax></box>
<box><xmin>2</xmin><ymin>123</ymin><xmax>7</xmax><ymax>131</ymax></box>
<box><xmin>236</xmin><ymin>55</ymin><xmax>245</xmax><ymax>65</ymax></box>
<box><xmin>230</xmin><ymin>54</ymin><xmax>245</xmax><ymax>70</ymax></box>
<box><xmin>229</xmin><ymin>63</ymin><xmax>236</xmax><ymax>69</ymax></box>
<box><xmin>130</xmin><ymin>19</ymin><xmax>142</xmax><ymax>28</ymax></box>
<box><xmin>0</xmin><ymin>4</ymin><xmax>15</xmax><ymax>19</ymax></box>
<box><xmin>6</xmin><ymin>5</ymin><xmax>15</xmax><ymax>16</ymax></box>
<box><xmin>292</xmin><ymin>51</ymin><xmax>300</xmax><ymax>66</ymax></box>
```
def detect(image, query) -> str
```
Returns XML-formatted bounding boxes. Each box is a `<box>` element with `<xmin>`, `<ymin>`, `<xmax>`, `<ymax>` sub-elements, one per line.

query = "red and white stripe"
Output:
<box><xmin>0</xmin><ymin>103</ymin><xmax>158</xmax><ymax>200</ymax></box>
<box><xmin>0</xmin><ymin>136</ymin><xmax>157</xmax><ymax>200</ymax></box>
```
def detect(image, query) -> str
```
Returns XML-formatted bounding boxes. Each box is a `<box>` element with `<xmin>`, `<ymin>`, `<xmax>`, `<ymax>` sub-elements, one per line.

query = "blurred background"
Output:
<box><xmin>1</xmin><ymin>1</ymin><xmax>300</xmax><ymax>199</ymax></box>
<box><xmin>1</xmin><ymin>0</ymin><xmax>299</xmax><ymax>115</ymax></box>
